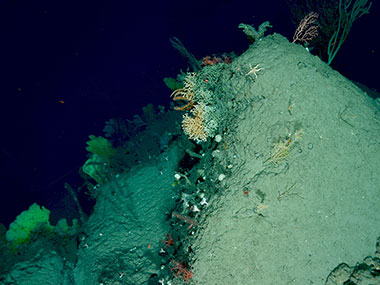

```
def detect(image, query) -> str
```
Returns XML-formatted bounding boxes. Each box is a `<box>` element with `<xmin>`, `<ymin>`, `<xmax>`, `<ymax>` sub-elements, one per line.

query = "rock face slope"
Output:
<box><xmin>1</xmin><ymin>34</ymin><xmax>379</xmax><ymax>285</ymax></box>
<box><xmin>188</xmin><ymin>34</ymin><xmax>380</xmax><ymax>284</ymax></box>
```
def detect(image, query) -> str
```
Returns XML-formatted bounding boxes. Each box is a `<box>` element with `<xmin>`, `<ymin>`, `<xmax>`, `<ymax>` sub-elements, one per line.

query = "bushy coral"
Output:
<box><xmin>182</xmin><ymin>103</ymin><xmax>208</xmax><ymax>142</ymax></box>
<box><xmin>238</xmin><ymin>21</ymin><xmax>272</xmax><ymax>43</ymax></box>
<box><xmin>172</xmin><ymin>71</ymin><xmax>222</xmax><ymax>142</ymax></box>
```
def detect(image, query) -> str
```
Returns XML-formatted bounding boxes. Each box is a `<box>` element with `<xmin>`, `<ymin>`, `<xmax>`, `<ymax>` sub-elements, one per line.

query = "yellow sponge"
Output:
<box><xmin>6</xmin><ymin>203</ymin><xmax>53</xmax><ymax>246</ymax></box>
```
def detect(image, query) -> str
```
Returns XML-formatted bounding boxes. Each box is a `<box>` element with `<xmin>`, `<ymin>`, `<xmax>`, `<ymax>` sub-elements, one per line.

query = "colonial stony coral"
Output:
<box><xmin>181</xmin><ymin>103</ymin><xmax>208</xmax><ymax>142</ymax></box>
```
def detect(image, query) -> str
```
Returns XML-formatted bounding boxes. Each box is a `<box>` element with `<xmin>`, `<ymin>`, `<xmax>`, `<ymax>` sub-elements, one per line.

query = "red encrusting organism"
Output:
<box><xmin>161</xmin><ymin>233</ymin><xmax>174</xmax><ymax>247</ymax></box>
<box><xmin>200</xmin><ymin>53</ymin><xmax>233</xmax><ymax>66</ymax></box>
<box><xmin>170</xmin><ymin>260</ymin><xmax>194</xmax><ymax>282</ymax></box>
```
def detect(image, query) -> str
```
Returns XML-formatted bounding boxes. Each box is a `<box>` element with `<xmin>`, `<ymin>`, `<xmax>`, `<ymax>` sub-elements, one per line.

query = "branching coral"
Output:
<box><xmin>181</xmin><ymin>103</ymin><xmax>208</xmax><ymax>142</ymax></box>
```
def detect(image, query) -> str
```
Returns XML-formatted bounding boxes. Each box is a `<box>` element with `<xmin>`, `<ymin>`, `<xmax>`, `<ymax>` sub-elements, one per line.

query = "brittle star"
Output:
<box><xmin>246</xmin><ymin>63</ymin><xmax>263</xmax><ymax>79</ymax></box>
